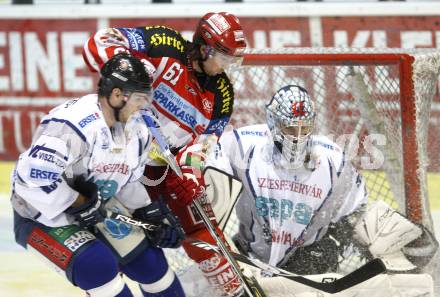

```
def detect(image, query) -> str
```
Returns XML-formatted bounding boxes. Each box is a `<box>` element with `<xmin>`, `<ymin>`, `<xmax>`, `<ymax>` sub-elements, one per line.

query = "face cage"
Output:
<box><xmin>273</xmin><ymin>131</ymin><xmax>309</xmax><ymax>169</ymax></box>
<box><xmin>269</xmin><ymin>114</ymin><xmax>314</xmax><ymax>168</ymax></box>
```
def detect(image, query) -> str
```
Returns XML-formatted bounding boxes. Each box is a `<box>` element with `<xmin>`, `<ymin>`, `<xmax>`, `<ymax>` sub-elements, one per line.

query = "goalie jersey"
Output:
<box><xmin>11</xmin><ymin>95</ymin><xmax>153</xmax><ymax>227</ymax></box>
<box><xmin>206</xmin><ymin>124</ymin><xmax>368</xmax><ymax>267</ymax></box>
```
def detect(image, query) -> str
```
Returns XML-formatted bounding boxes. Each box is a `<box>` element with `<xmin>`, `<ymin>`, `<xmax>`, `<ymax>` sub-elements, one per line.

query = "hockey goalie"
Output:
<box><xmin>196</xmin><ymin>84</ymin><xmax>439</xmax><ymax>297</ymax></box>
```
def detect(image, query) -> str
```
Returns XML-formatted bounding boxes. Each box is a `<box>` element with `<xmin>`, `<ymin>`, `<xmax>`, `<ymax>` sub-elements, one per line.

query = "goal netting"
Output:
<box><xmin>164</xmin><ymin>48</ymin><xmax>440</xmax><ymax>296</ymax></box>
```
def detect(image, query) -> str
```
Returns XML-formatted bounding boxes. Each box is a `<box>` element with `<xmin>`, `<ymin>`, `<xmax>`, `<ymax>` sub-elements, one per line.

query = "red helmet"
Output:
<box><xmin>194</xmin><ymin>12</ymin><xmax>247</xmax><ymax>57</ymax></box>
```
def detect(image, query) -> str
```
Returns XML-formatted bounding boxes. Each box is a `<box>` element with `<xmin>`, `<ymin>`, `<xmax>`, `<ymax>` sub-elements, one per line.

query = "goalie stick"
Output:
<box><xmin>188</xmin><ymin>238</ymin><xmax>387</xmax><ymax>294</ymax></box>
<box><xmin>109</xmin><ymin>212</ymin><xmax>387</xmax><ymax>294</ymax></box>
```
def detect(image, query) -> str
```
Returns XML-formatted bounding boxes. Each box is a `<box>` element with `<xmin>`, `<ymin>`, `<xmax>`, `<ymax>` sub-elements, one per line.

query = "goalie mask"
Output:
<box><xmin>266</xmin><ymin>85</ymin><xmax>315</xmax><ymax>168</ymax></box>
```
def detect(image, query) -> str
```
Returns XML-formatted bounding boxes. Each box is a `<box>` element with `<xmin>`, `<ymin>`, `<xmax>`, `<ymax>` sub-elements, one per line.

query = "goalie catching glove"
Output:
<box><xmin>353</xmin><ymin>200</ymin><xmax>438</xmax><ymax>272</ymax></box>
<box><xmin>133</xmin><ymin>200</ymin><xmax>185</xmax><ymax>248</ymax></box>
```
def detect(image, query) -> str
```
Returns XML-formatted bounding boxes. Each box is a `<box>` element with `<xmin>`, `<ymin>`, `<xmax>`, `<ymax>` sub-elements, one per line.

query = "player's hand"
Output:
<box><xmin>150</xmin><ymin>220</ymin><xmax>185</xmax><ymax>249</ymax></box>
<box><xmin>175</xmin><ymin>135</ymin><xmax>218</xmax><ymax>169</ymax></box>
<box><xmin>133</xmin><ymin>200</ymin><xmax>185</xmax><ymax>248</ymax></box>
<box><xmin>164</xmin><ymin>166</ymin><xmax>205</xmax><ymax>206</ymax></box>
<box><xmin>66</xmin><ymin>177</ymin><xmax>106</xmax><ymax>229</ymax></box>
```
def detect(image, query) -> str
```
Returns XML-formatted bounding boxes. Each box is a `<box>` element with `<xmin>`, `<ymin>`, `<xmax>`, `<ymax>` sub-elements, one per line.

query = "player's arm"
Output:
<box><xmin>82</xmin><ymin>27</ymin><xmax>156</xmax><ymax>74</ymax></box>
<box><xmin>204</xmin><ymin>128</ymin><xmax>249</xmax><ymax>177</ymax></box>
<box><xmin>82</xmin><ymin>28</ymin><xmax>131</xmax><ymax>72</ymax></box>
<box><xmin>13</xmin><ymin>122</ymin><xmax>103</xmax><ymax>227</ymax></box>
<box><xmin>13</xmin><ymin>128</ymin><xmax>78</xmax><ymax>219</ymax></box>
<box><xmin>204</xmin><ymin>73</ymin><xmax>235</xmax><ymax>137</ymax></box>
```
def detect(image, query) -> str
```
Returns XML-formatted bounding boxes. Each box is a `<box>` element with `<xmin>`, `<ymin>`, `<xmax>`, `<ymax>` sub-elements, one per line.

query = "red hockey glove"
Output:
<box><xmin>165</xmin><ymin>166</ymin><xmax>205</xmax><ymax>206</ymax></box>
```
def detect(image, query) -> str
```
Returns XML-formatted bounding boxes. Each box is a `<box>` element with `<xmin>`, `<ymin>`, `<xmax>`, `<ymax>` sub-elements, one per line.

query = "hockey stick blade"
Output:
<box><xmin>189</xmin><ymin>238</ymin><xmax>386</xmax><ymax>294</ymax></box>
<box><xmin>109</xmin><ymin>210</ymin><xmax>267</xmax><ymax>296</ymax></box>
<box><xmin>332</xmin><ymin>258</ymin><xmax>386</xmax><ymax>292</ymax></box>
<box><xmin>109</xmin><ymin>211</ymin><xmax>386</xmax><ymax>294</ymax></box>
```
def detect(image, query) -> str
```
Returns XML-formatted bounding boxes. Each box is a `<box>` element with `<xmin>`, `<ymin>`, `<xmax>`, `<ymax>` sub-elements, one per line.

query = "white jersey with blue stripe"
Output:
<box><xmin>11</xmin><ymin>94</ymin><xmax>152</xmax><ymax>227</ymax></box>
<box><xmin>207</xmin><ymin>124</ymin><xmax>367</xmax><ymax>266</ymax></box>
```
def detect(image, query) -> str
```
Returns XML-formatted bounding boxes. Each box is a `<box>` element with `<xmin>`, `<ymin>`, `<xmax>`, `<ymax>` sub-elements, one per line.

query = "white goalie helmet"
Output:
<box><xmin>265</xmin><ymin>85</ymin><xmax>315</xmax><ymax>168</ymax></box>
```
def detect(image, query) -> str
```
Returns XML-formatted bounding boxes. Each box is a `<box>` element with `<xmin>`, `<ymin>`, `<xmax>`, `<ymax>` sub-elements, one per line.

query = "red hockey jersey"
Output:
<box><xmin>83</xmin><ymin>26</ymin><xmax>235</xmax><ymax>149</ymax></box>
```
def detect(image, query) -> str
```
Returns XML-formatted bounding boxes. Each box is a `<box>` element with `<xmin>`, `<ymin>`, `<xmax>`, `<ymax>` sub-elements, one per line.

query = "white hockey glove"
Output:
<box><xmin>175</xmin><ymin>134</ymin><xmax>218</xmax><ymax>169</ymax></box>
<box><xmin>353</xmin><ymin>200</ymin><xmax>437</xmax><ymax>272</ymax></box>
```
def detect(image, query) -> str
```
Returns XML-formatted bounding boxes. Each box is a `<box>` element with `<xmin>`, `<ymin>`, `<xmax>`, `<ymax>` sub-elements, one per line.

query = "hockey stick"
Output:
<box><xmin>140</xmin><ymin>109</ymin><xmax>183</xmax><ymax>178</ymax></box>
<box><xmin>108</xmin><ymin>212</ymin><xmax>386</xmax><ymax>294</ymax></box>
<box><xmin>136</xmin><ymin>114</ymin><xmax>267</xmax><ymax>296</ymax></box>
<box><xmin>188</xmin><ymin>237</ymin><xmax>387</xmax><ymax>294</ymax></box>
<box><xmin>191</xmin><ymin>198</ymin><xmax>268</xmax><ymax>297</ymax></box>
<box><xmin>109</xmin><ymin>210</ymin><xmax>267</xmax><ymax>297</ymax></box>
<box><xmin>108</xmin><ymin>212</ymin><xmax>158</xmax><ymax>232</ymax></box>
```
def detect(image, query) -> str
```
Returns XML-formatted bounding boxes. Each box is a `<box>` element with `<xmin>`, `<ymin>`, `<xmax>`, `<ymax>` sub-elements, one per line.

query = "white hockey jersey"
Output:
<box><xmin>11</xmin><ymin>94</ymin><xmax>153</xmax><ymax>227</ymax></box>
<box><xmin>206</xmin><ymin>124</ymin><xmax>367</xmax><ymax>267</ymax></box>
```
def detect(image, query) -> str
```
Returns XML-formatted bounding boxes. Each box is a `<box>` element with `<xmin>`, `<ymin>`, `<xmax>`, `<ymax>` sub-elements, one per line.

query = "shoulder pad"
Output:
<box><xmin>310</xmin><ymin>135</ymin><xmax>342</xmax><ymax>153</ymax></box>
<box><xmin>143</xmin><ymin>26</ymin><xmax>187</xmax><ymax>60</ymax></box>
<box><xmin>42</xmin><ymin>95</ymin><xmax>104</xmax><ymax>143</ymax></box>
<box><xmin>308</xmin><ymin>135</ymin><xmax>344</xmax><ymax>170</ymax></box>
<box><xmin>209</xmin><ymin>74</ymin><xmax>234</xmax><ymax>118</ymax></box>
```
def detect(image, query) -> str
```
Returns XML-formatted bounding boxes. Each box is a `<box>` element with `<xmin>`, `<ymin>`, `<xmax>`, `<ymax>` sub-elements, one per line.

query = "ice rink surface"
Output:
<box><xmin>1</xmin><ymin>194</ymin><xmax>440</xmax><ymax>297</ymax></box>
<box><xmin>0</xmin><ymin>195</ymin><xmax>146</xmax><ymax>297</ymax></box>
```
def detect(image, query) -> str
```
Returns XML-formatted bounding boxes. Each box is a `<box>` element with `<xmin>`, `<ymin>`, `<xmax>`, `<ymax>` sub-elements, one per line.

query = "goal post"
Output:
<box><xmin>228</xmin><ymin>48</ymin><xmax>440</xmax><ymax>231</ymax></box>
